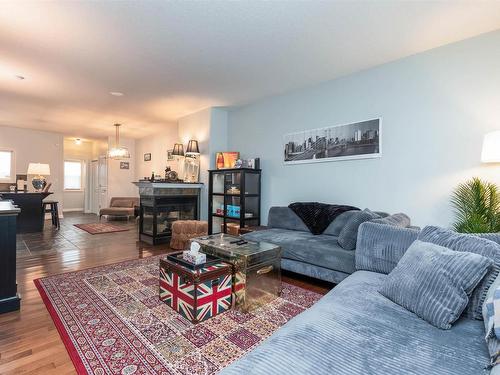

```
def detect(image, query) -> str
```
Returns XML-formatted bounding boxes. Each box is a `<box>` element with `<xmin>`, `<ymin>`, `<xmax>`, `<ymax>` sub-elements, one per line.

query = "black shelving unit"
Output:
<box><xmin>208</xmin><ymin>168</ymin><xmax>261</xmax><ymax>234</ymax></box>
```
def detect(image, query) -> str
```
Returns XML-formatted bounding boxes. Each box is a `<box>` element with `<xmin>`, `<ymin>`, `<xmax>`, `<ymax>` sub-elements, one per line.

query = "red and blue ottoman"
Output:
<box><xmin>159</xmin><ymin>252</ymin><xmax>232</xmax><ymax>323</ymax></box>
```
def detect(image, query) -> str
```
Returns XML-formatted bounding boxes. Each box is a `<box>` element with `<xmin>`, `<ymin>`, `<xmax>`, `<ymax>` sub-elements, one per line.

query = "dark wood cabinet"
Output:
<box><xmin>208</xmin><ymin>168</ymin><xmax>261</xmax><ymax>235</ymax></box>
<box><xmin>0</xmin><ymin>200</ymin><xmax>21</xmax><ymax>314</ymax></box>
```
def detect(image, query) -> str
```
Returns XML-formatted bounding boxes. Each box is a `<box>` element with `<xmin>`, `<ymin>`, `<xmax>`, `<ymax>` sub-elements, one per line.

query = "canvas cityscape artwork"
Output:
<box><xmin>283</xmin><ymin>118</ymin><xmax>381</xmax><ymax>164</ymax></box>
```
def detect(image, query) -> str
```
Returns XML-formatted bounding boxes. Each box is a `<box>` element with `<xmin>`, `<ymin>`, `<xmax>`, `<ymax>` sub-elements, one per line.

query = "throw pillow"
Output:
<box><xmin>418</xmin><ymin>226</ymin><xmax>500</xmax><ymax>320</ymax></box>
<box><xmin>371</xmin><ymin>213</ymin><xmax>411</xmax><ymax>228</ymax></box>
<box><xmin>338</xmin><ymin>209</ymin><xmax>380</xmax><ymax>250</ymax></box>
<box><xmin>483</xmin><ymin>274</ymin><xmax>500</xmax><ymax>368</ymax></box>
<box><xmin>323</xmin><ymin>210</ymin><xmax>359</xmax><ymax>236</ymax></box>
<box><xmin>380</xmin><ymin>240</ymin><xmax>492</xmax><ymax>329</ymax></box>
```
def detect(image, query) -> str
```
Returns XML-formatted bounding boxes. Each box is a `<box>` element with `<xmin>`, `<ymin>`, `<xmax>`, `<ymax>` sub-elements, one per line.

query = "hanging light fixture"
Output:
<box><xmin>108</xmin><ymin>123</ymin><xmax>130</xmax><ymax>159</ymax></box>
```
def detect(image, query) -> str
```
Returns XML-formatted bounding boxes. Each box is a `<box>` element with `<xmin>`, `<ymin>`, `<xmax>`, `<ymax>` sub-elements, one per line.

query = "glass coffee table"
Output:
<box><xmin>192</xmin><ymin>234</ymin><xmax>282</xmax><ymax>312</ymax></box>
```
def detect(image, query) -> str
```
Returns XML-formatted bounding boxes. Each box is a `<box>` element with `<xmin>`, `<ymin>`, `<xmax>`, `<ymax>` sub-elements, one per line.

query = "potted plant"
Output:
<box><xmin>451</xmin><ymin>177</ymin><xmax>500</xmax><ymax>233</ymax></box>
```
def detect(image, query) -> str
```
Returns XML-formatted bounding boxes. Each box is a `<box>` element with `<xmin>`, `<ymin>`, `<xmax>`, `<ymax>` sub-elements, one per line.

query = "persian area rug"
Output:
<box><xmin>34</xmin><ymin>256</ymin><xmax>322</xmax><ymax>375</ymax></box>
<box><xmin>74</xmin><ymin>223</ymin><xmax>130</xmax><ymax>235</ymax></box>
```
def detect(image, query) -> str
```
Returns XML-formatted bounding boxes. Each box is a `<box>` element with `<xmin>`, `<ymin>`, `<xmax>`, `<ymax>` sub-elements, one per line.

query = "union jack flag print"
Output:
<box><xmin>159</xmin><ymin>261</ymin><xmax>232</xmax><ymax>323</ymax></box>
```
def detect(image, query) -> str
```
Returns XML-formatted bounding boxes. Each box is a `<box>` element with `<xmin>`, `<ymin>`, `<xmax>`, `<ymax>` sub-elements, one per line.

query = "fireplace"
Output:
<box><xmin>133</xmin><ymin>182</ymin><xmax>203</xmax><ymax>245</ymax></box>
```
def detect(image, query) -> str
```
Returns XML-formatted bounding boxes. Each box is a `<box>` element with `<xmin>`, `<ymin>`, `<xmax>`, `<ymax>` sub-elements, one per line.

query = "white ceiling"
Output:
<box><xmin>1</xmin><ymin>1</ymin><xmax>500</xmax><ymax>139</ymax></box>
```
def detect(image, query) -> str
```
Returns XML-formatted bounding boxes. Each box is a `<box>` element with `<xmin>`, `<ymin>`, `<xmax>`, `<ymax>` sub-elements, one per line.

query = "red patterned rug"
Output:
<box><xmin>34</xmin><ymin>256</ymin><xmax>322</xmax><ymax>375</ymax></box>
<box><xmin>74</xmin><ymin>223</ymin><xmax>130</xmax><ymax>234</ymax></box>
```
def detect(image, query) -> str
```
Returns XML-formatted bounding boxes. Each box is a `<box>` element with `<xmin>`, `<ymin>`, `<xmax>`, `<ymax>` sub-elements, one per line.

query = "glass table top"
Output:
<box><xmin>193</xmin><ymin>233</ymin><xmax>279</xmax><ymax>256</ymax></box>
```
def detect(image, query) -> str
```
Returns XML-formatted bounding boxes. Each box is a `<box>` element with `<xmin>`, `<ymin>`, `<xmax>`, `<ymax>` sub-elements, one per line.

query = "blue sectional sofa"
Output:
<box><xmin>243</xmin><ymin>206</ymin><xmax>412</xmax><ymax>284</ymax></box>
<box><xmin>222</xmin><ymin>223</ymin><xmax>499</xmax><ymax>375</ymax></box>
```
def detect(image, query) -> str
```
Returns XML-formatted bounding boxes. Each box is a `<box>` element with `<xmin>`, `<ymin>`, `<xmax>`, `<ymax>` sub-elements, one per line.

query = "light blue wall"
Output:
<box><xmin>227</xmin><ymin>30</ymin><xmax>500</xmax><ymax>227</ymax></box>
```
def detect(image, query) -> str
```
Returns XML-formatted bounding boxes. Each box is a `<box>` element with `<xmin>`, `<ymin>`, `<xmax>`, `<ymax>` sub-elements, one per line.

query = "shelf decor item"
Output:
<box><xmin>27</xmin><ymin>163</ymin><xmax>50</xmax><ymax>191</ymax></box>
<box><xmin>208</xmin><ymin>167</ymin><xmax>261</xmax><ymax>234</ymax></box>
<box><xmin>215</xmin><ymin>152</ymin><xmax>240</xmax><ymax>169</ymax></box>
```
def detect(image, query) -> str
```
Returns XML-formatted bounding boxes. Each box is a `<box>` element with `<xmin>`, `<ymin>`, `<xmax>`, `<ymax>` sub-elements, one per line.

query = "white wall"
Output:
<box><xmin>135</xmin><ymin>122</ymin><xmax>178</xmax><ymax>180</ymax></box>
<box><xmin>178</xmin><ymin>107</ymin><xmax>228</xmax><ymax>220</ymax></box>
<box><xmin>227</xmin><ymin>30</ymin><xmax>500</xmax><ymax>228</ymax></box>
<box><xmin>0</xmin><ymin>125</ymin><xmax>64</xmax><ymax>209</ymax></box>
<box><xmin>107</xmin><ymin>136</ymin><xmax>138</xmax><ymax>202</ymax></box>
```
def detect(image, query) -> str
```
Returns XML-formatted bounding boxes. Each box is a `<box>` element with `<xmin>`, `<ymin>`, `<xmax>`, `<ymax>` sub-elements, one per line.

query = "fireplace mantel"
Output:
<box><xmin>133</xmin><ymin>181</ymin><xmax>203</xmax><ymax>195</ymax></box>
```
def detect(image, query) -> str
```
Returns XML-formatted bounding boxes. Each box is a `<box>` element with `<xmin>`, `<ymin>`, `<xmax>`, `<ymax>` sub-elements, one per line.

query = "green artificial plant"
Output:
<box><xmin>451</xmin><ymin>177</ymin><xmax>500</xmax><ymax>233</ymax></box>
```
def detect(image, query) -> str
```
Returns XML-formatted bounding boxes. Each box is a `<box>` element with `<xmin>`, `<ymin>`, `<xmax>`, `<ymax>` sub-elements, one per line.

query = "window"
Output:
<box><xmin>0</xmin><ymin>150</ymin><xmax>14</xmax><ymax>182</ymax></box>
<box><xmin>64</xmin><ymin>161</ymin><xmax>82</xmax><ymax>190</ymax></box>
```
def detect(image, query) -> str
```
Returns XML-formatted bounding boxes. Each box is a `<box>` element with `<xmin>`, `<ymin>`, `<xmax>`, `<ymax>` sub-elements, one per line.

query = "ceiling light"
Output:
<box><xmin>109</xmin><ymin>91</ymin><xmax>124</xmax><ymax>97</ymax></box>
<box><xmin>108</xmin><ymin>124</ymin><xmax>130</xmax><ymax>159</ymax></box>
<box><xmin>75</xmin><ymin>138</ymin><xmax>82</xmax><ymax>145</ymax></box>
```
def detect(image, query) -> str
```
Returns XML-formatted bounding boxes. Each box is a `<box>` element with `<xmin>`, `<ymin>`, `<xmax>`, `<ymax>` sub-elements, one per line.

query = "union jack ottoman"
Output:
<box><xmin>159</xmin><ymin>256</ymin><xmax>232</xmax><ymax>323</ymax></box>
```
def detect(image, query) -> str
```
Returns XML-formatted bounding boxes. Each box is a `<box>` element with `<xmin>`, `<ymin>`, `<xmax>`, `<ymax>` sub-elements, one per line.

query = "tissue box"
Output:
<box><xmin>183</xmin><ymin>250</ymin><xmax>206</xmax><ymax>265</ymax></box>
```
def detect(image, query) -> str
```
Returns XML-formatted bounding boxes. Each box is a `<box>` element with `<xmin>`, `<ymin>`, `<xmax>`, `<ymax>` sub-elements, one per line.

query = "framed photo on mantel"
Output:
<box><xmin>283</xmin><ymin>118</ymin><xmax>381</xmax><ymax>165</ymax></box>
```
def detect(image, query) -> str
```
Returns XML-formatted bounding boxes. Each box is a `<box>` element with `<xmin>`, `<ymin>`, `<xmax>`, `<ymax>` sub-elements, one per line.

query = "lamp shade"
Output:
<box><xmin>481</xmin><ymin>131</ymin><xmax>500</xmax><ymax>163</ymax></box>
<box><xmin>186</xmin><ymin>140</ymin><xmax>200</xmax><ymax>154</ymax></box>
<box><xmin>27</xmin><ymin>163</ymin><xmax>50</xmax><ymax>176</ymax></box>
<box><xmin>172</xmin><ymin>143</ymin><xmax>184</xmax><ymax>156</ymax></box>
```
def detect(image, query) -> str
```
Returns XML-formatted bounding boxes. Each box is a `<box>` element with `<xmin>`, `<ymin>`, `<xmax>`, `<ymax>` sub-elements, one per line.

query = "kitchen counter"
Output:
<box><xmin>0</xmin><ymin>192</ymin><xmax>51</xmax><ymax>233</ymax></box>
<box><xmin>0</xmin><ymin>199</ymin><xmax>21</xmax><ymax>313</ymax></box>
<box><xmin>0</xmin><ymin>200</ymin><xmax>21</xmax><ymax>215</ymax></box>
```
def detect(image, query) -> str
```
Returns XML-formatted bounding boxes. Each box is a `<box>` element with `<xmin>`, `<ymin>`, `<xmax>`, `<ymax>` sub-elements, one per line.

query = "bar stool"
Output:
<box><xmin>43</xmin><ymin>200</ymin><xmax>60</xmax><ymax>229</ymax></box>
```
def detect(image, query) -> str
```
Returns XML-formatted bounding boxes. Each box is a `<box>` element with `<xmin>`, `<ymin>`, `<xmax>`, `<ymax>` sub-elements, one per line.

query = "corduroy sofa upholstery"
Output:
<box><xmin>242</xmin><ymin>207</ymin><xmax>413</xmax><ymax>284</ymax></box>
<box><xmin>221</xmin><ymin>223</ymin><xmax>497</xmax><ymax>375</ymax></box>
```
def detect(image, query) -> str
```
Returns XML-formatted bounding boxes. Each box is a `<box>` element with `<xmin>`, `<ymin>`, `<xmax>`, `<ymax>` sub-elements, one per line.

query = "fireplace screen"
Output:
<box><xmin>139</xmin><ymin>195</ymin><xmax>198</xmax><ymax>245</ymax></box>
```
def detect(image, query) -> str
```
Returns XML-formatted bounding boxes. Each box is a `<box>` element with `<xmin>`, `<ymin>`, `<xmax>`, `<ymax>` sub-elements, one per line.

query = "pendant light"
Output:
<box><xmin>108</xmin><ymin>123</ymin><xmax>130</xmax><ymax>159</ymax></box>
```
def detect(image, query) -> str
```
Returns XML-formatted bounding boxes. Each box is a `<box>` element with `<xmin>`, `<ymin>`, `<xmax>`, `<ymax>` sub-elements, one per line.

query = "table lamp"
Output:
<box><xmin>184</xmin><ymin>140</ymin><xmax>200</xmax><ymax>183</ymax></box>
<box><xmin>27</xmin><ymin>163</ymin><xmax>50</xmax><ymax>191</ymax></box>
<box><xmin>481</xmin><ymin>131</ymin><xmax>500</xmax><ymax>163</ymax></box>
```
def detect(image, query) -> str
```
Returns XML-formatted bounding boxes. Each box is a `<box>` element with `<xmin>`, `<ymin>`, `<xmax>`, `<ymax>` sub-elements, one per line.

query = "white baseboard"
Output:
<box><xmin>63</xmin><ymin>208</ymin><xmax>84</xmax><ymax>212</ymax></box>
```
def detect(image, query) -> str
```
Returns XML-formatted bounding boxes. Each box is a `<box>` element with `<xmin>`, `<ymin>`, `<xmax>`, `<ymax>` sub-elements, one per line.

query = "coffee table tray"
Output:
<box><xmin>166</xmin><ymin>252</ymin><xmax>221</xmax><ymax>271</ymax></box>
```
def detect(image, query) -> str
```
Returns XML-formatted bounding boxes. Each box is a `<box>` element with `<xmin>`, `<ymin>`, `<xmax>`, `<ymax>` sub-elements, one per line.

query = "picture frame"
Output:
<box><xmin>144</xmin><ymin>153</ymin><xmax>151</xmax><ymax>162</ymax></box>
<box><xmin>215</xmin><ymin>152</ymin><xmax>240</xmax><ymax>169</ymax></box>
<box><xmin>120</xmin><ymin>162</ymin><xmax>130</xmax><ymax>170</ymax></box>
<box><xmin>283</xmin><ymin>118</ymin><xmax>382</xmax><ymax>165</ymax></box>
<box><xmin>167</xmin><ymin>149</ymin><xmax>174</xmax><ymax>161</ymax></box>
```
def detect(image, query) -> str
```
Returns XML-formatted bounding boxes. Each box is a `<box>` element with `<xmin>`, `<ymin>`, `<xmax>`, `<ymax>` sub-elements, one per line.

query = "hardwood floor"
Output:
<box><xmin>0</xmin><ymin>212</ymin><xmax>333</xmax><ymax>374</ymax></box>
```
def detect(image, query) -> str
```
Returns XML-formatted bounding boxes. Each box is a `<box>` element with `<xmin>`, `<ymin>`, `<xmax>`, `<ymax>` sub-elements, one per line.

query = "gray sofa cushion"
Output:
<box><xmin>267</xmin><ymin>207</ymin><xmax>309</xmax><ymax>232</ymax></box>
<box><xmin>243</xmin><ymin>229</ymin><xmax>355</xmax><ymax>274</ymax></box>
<box><xmin>371</xmin><ymin>213</ymin><xmax>411</xmax><ymax>228</ymax></box>
<box><xmin>380</xmin><ymin>240</ymin><xmax>492</xmax><ymax>329</ymax></box>
<box><xmin>355</xmin><ymin>222</ymin><xmax>420</xmax><ymax>274</ymax></box>
<box><xmin>322</xmin><ymin>210</ymin><xmax>359</xmax><ymax>236</ymax></box>
<box><xmin>220</xmin><ymin>270</ymin><xmax>489</xmax><ymax>375</ymax></box>
<box><xmin>419</xmin><ymin>226</ymin><xmax>500</xmax><ymax>320</ymax></box>
<box><xmin>338</xmin><ymin>209</ymin><xmax>380</xmax><ymax>250</ymax></box>
<box><xmin>281</xmin><ymin>259</ymin><xmax>350</xmax><ymax>284</ymax></box>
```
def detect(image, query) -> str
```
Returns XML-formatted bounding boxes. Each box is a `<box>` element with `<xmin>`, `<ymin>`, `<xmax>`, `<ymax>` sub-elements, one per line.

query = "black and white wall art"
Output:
<box><xmin>283</xmin><ymin>118</ymin><xmax>381</xmax><ymax>164</ymax></box>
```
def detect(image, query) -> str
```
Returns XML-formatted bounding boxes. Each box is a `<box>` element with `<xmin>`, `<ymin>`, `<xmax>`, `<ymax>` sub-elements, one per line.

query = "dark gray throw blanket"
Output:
<box><xmin>288</xmin><ymin>202</ymin><xmax>360</xmax><ymax>235</ymax></box>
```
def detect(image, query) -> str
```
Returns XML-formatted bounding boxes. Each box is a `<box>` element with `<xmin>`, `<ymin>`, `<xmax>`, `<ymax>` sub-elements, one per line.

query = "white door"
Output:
<box><xmin>89</xmin><ymin>160</ymin><xmax>99</xmax><ymax>214</ymax></box>
<box><xmin>98</xmin><ymin>155</ymin><xmax>108</xmax><ymax>209</ymax></box>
